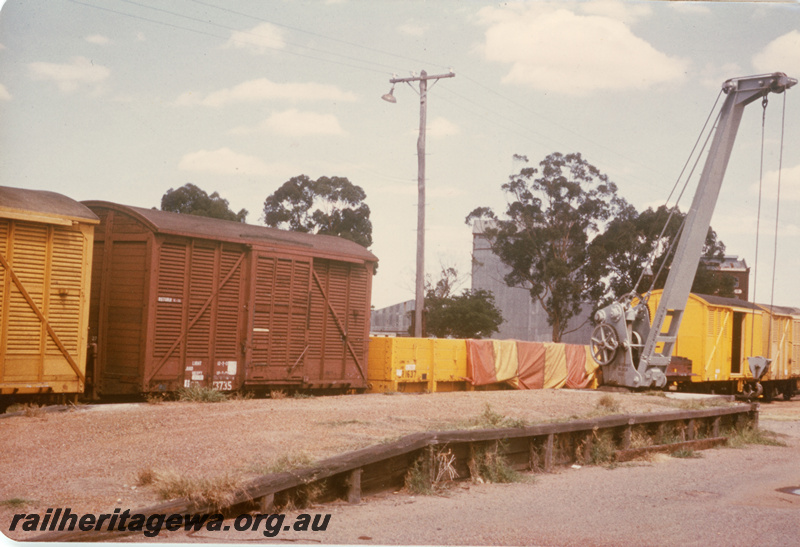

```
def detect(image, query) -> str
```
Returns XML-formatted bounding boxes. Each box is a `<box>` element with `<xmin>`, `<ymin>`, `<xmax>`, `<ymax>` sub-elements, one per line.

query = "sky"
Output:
<box><xmin>1</xmin><ymin>0</ymin><xmax>799</xmax><ymax>311</ymax></box>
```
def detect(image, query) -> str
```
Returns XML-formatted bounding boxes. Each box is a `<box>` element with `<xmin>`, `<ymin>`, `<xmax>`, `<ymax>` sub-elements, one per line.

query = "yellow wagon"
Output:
<box><xmin>646</xmin><ymin>290</ymin><xmax>770</xmax><ymax>395</ymax></box>
<box><xmin>0</xmin><ymin>187</ymin><xmax>98</xmax><ymax>405</ymax></box>
<box><xmin>756</xmin><ymin>303</ymin><xmax>800</xmax><ymax>400</ymax></box>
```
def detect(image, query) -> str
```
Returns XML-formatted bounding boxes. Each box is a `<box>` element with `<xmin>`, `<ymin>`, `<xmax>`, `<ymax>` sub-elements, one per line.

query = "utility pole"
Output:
<box><xmin>383</xmin><ymin>69</ymin><xmax>455</xmax><ymax>337</ymax></box>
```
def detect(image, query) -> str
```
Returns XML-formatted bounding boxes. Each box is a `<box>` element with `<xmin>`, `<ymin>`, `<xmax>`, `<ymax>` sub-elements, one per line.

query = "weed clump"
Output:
<box><xmin>676</xmin><ymin>398</ymin><xmax>731</xmax><ymax>411</ymax></box>
<box><xmin>0</xmin><ymin>498</ymin><xmax>35</xmax><ymax>509</ymax></box>
<box><xmin>146</xmin><ymin>392</ymin><xmax>166</xmax><ymax>405</ymax></box>
<box><xmin>176</xmin><ymin>386</ymin><xmax>227</xmax><ymax>403</ymax></box>
<box><xmin>136</xmin><ymin>468</ymin><xmax>244</xmax><ymax>510</ymax></box>
<box><xmin>726</xmin><ymin>426</ymin><xmax>786</xmax><ymax>448</ymax></box>
<box><xmin>405</xmin><ymin>447</ymin><xmax>461</xmax><ymax>495</ymax></box>
<box><xmin>595</xmin><ymin>394</ymin><xmax>621</xmax><ymax>414</ymax></box>
<box><xmin>469</xmin><ymin>403</ymin><xmax>527</xmax><ymax>429</ymax></box>
<box><xmin>671</xmin><ymin>449</ymin><xmax>701</xmax><ymax>459</ymax></box>
<box><xmin>469</xmin><ymin>442</ymin><xmax>521</xmax><ymax>484</ymax></box>
<box><xmin>5</xmin><ymin>403</ymin><xmax>47</xmax><ymax>417</ymax></box>
<box><xmin>247</xmin><ymin>451</ymin><xmax>315</xmax><ymax>476</ymax></box>
<box><xmin>588</xmin><ymin>431</ymin><xmax>617</xmax><ymax>465</ymax></box>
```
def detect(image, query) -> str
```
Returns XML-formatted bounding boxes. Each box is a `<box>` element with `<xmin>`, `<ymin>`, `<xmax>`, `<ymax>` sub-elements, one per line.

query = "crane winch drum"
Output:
<box><xmin>590</xmin><ymin>72</ymin><xmax>797</xmax><ymax>389</ymax></box>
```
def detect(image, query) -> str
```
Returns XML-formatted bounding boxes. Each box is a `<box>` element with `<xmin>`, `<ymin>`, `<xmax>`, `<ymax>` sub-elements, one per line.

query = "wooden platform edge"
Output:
<box><xmin>30</xmin><ymin>403</ymin><xmax>757</xmax><ymax>543</ymax></box>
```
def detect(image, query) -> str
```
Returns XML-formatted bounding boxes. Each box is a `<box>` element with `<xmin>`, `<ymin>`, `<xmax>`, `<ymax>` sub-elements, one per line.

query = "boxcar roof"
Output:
<box><xmin>695</xmin><ymin>293</ymin><xmax>761</xmax><ymax>311</ymax></box>
<box><xmin>83</xmin><ymin>200</ymin><xmax>378</xmax><ymax>263</ymax></box>
<box><xmin>756</xmin><ymin>303</ymin><xmax>800</xmax><ymax>316</ymax></box>
<box><xmin>0</xmin><ymin>186</ymin><xmax>99</xmax><ymax>224</ymax></box>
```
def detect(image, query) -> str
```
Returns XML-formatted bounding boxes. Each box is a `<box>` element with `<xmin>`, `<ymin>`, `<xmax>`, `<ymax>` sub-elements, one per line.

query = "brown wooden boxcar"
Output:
<box><xmin>83</xmin><ymin>201</ymin><xmax>377</xmax><ymax>396</ymax></box>
<box><xmin>1</xmin><ymin>186</ymin><xmax>98</xmax><ymax>403</ymax></box>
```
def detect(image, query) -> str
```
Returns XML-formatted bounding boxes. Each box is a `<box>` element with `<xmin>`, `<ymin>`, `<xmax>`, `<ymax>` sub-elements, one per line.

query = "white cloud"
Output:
<box><xmin>176</xmin><ymin>77</ymin><xmax>358</xmax><ymax>107</ymax></box>
<box><xmin>755</xmin><ymin>163</ymin><xmax>800</xmax><ymax>203</ymax></box>
<box><xmin>28</xmin><ymin>56</ymin><xmax>110</xmax><ymax>93</ymax></box>
<box><xmin>579</xmin><ymin>0</ymin><xmax>652</xmax><ymax>24</ymax></box>
<box><xmin>178</xmin><ymin>147</ymin><xmax>275</xmax><ymax>176</ymax></box>
<box><xmin>752</xmin><ymin>30</ymin><xmax>800</xmax><ymax>76</ymax></box>
<box><xmin>667</xmin><ymin>2</ymin><xmax>710</xmax><ymax>15</ymax></box>
<box><xmin>477</xmin><ymin>3</ymin><xmax>688</xmax><ymax>95</ymax></box>
<box><xmin>397</xmin><ymin>21</ymin><xmax>428</xmax><ymax>37</ymax></box>
<box><xmin>225</xmin><ymin>22</ymin><xmax>285</xmax><ymax>54</ymax></box>
<box><xmin>0</xmin><ymin>83</ymin><xmax>11</xmax><ymax>101</ymax></box>
<box><xmin>426</xmin><ymin>116</ymin><xmax>460</xmax><ymax>138</ymax></box>
<box><xmin>699</xmin><ymin>62</ymin><xmax>743</xmax><ymax>90</ymax></box>
<box><xmin>230</xmin><ymin>109</ymin><xmax>345</xmax><ymax>137</ymax></box>
<box><xmin>85</xmin><ymin>34</ymin><xmax>110</xmax><ymax>45</ymax></box>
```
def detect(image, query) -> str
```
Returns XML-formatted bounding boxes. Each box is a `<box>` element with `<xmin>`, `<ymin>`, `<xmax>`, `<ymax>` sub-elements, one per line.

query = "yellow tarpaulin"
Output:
<box><xmin>492</xmin><ymin>340</ymin><xmax>519</xmax><ymax>383</ymax></box>
<box><xmin>543</xmin><ymin>342</ymin><xmax>568</xmax><ymax>389</ymax></box>
<box><xmin>584</xmin><ymin>345</ymin><xmax>599</xmax><ymax>389</ymax></box>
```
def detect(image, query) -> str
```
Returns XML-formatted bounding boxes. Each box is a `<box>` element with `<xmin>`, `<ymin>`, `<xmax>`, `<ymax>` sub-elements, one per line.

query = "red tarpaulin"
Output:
<box><xmin>466</xmin><ymin>339</ymin><xmax>497</xmax><ymax>386</ymax></box>
<box><xmin>564</xmin><ymin>343</ymin><xmax>593</xmax><ymax>389</ymax></box>
<box><xmin>516</xmin><ymin>341</ymin><xmax>546</xmax><ymax>390</ymax></box>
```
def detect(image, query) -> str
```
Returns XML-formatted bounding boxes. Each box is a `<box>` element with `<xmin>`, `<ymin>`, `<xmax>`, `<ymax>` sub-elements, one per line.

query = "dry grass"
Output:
<box><xmin>0</xmin><ymin>498</ymin><xmax>35</xmax><ymax>509</ymax></box>
<box><xmin>176</xmin><ymin>386</ymin><xmax>227</xmax><ymax>403</ymax></box>
<box><xmin>675</xmin><ymin>398</ymin><xmax>732</xmax><ymax>411</ymax></box>
<box><xmin>136</xmin><ymin>468</ymin><xmax>245</xmax><ymax>510</ymax></box>
<box><xmin>465</xmin><ymin>403</ymin><xmax>527</xmax><ymax>429</ymax></box>
<box><xmin>247</xmin><ymin>450</ymin><xmax>315</xmax><ymax>476</ymax></box>
<box><xmin>595</xmin><ymin>394</ymin><xmax>621</xmax><ymax>414</ymax></box>
<box><xmin>726</xmin><ymin>427</ymin><xmax>787</xmax><ymax>448</ymax></box>
<box><xmin>468</xmin><ymin>441</ymin><xmax>521</xmax><ymax>484</ymax></box>
<box><xmin>629</xmin><ymin>427</ymin><xmax>654</xmax><ymax>449</ymax></box>
<box><xmin>5</xmin><ymin>403</ymin><xmax>47</xmax><ymax>417</ymax></box>
<box><xmin>145</xmin><ymin>393</ymin><xmax>166</xmax><ymax>405</ymax></box>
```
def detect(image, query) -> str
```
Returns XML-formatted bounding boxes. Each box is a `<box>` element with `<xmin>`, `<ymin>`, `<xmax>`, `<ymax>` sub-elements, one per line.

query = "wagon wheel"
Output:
<box><xmin>590</xmin><ymin>324</ymin><xmax>619</xmax><ymax>366</ymax></box>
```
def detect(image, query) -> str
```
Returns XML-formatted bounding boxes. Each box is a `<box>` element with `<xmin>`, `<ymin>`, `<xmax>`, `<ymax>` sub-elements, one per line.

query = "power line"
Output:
<box><xmin>67</xmin><ymin>0</ymin><xmax>391</xmax><ymax>74</ymax></box>
<box><xmin>186</xmin><ymin>0</ymin><xmax>452</xmax><ymax>71</ymax></box>
<box><xmin>114</xmin><ymin>0</ymin><xmax>399</xmax><ymax>72</ymax></box>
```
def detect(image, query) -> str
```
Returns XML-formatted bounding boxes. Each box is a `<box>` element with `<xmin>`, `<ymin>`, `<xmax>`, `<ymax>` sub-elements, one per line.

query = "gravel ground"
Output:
<box><xmin>0</xmin><ymin>389</ymin><xmax>753</xmax><ymax>543</ymax></box>
<box><xmin>125</xmin><ymin>399</ymin><xmax>800</xmax><ymax>546</ymax></box>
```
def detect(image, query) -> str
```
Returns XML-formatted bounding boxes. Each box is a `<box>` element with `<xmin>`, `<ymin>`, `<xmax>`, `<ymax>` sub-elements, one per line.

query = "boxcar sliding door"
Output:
<box><xmin>306</xmin><ymin>259</ymin><xmax>369</xmax><ymax>389</ymax></box>
<box><xmin>148</xmin><ymin>239</ymin><xmax>248</xmax><ymax>391</ymax></box>
<box><xmin>246</xmin><ymin>254</ymin><xmax>311</xmax><ymax>384</ymax></box>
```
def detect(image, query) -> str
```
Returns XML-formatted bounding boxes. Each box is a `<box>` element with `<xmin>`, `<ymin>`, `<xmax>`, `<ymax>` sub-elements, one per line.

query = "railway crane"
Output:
<box><xmin>590</xmin><ymin>72</ymin><xmax>797</xmax><ymax>393</ymax></box>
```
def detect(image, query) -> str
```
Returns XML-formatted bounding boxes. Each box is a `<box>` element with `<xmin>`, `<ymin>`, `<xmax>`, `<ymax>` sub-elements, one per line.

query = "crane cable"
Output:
<box><xmin>750</xmin><ymin>92</ymin><xmax>780</xmax><ymax>362</ymax></box>
<box><xmin>767</xmin><ymin>92</ymin><xmax>788</xmax><ymax>357</ymax></box>
<box><xmin>633</xmin><ymin>90</ymin><xmax>724</xmax><ymax>298</ymax></box>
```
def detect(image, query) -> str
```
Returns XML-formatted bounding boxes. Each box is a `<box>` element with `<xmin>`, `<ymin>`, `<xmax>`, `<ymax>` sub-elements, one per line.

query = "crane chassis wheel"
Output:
<box><xmin>591</xmin><ymin>324</ymin><xmax>619</xmax><ymax>366</ymax></box>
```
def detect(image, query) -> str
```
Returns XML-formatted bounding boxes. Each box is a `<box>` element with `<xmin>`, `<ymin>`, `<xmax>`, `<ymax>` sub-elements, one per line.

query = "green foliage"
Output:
<box><xmin>176</xmin><ymin>386</ymin><xmax>228</xmax><ymax>403</ymax></box>
<box><xmin>588</xmin><ymin>431</ymin><xmax>617</xmax><ymax>465</ymax></box>
<box><xmin>591</xmin><ymin>204</ymin><xmax>734</xmax><ymax>303</ymax></box>
<box><xmin>467</xmin><ymin>152</ymin><xmax>627</xmax><ymax>342</ymax></box>
<box><xmin>469</xmin><ymin>403</ymin><xmax>527</xmax><ymax>429</ymax></box>
<box><xmin>469</xmin><ymin>442</ymin><xmax>521</xmax><ymax>484</ymax></box>
<box><xmin>263</xmin><ymin>175</ymin><xmax>372</xmax><ymax>248</ymax></box>
<box><xmin>417</xmin><ymin>267</ymin><xmax>503</xmax><ymax>339</ymax></box>
<box><xmin>161</xmin><ymin>183</ymin><xmax>247</xmax><ymax>222</ymax></box>
<box><xmin>405</xmin><ymin>459</ymin><xmax>434</xmax><ymax>495</ymax></box>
